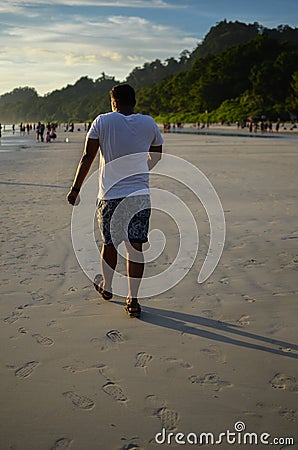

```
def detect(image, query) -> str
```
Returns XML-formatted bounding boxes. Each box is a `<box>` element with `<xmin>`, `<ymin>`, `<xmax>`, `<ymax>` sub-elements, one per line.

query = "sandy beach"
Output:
<box><xmin>0</xmin><ymin>126</ymin><xmax>297</xmax><ymax>450</ymax></box>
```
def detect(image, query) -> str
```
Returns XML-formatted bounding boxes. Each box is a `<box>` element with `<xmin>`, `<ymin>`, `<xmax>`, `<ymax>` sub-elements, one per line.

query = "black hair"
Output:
<box><xmin>110</xmin><ymin>84</ymin><xmax>136</xmax><ymax>107</ymax></box>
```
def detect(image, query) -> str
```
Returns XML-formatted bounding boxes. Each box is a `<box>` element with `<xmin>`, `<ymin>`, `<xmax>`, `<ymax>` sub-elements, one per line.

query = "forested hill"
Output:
<box><xmin>190</xmin><ymin>20</ymin><xmax>298</xmax><ymax>61</ymax></box>
<box><xmin>138</xmin><ymin>35</ymin><xmax>298</xmax><ymax>123</ymax></box>
<box><xmin>1</xmin><ymin>20</ymin><xmax>298</xmax><ymax>123</ymax></box>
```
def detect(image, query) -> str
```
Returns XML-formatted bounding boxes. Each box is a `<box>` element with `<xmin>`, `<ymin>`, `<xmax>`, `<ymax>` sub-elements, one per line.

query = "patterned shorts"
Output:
<box><xmin>96</xmin><ymin>195</ymin><xmax>151</xmax><ymax>246</ymax></box>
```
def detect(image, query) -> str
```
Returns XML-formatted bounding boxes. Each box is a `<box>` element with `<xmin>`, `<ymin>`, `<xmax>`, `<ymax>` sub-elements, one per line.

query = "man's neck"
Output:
<box><xmin>115</xmin><ymin>106</ymin><xmax>134</xmax><ymax>116</ymax></box>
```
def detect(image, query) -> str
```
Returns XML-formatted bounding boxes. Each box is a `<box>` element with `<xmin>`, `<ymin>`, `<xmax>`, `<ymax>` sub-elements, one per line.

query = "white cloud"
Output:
<box><xmin>100</xmin><ymin>51</ymin><xmax>123</xmax><ymax>62</ymax></box>
<box><xmin>64</xmin><ymin>53</ymin><xmax>99</xmax><ymax>66</ymax></box>
<box><xmin>0</xmin><ymin>3</ymin><xmax>39</xmax><ymax>17</ymax></box>
<box><xmin>64</xmin><ymin>50</ymin><xmax>123</xmax><ymax>66</ymax></box>
<box><xmin>2</xmin><ymin>14</ymin><xmax>197</xmax><ymax>54</ymax></box>
<box><xmin>0</xmin><ymin>6</ymin><xmax>198</xmax><ymax>95</ymax></box>
<box><xmin>51</xmin><ymin>0</ymin><xmax>177</xmax><ymax>7</ymax></box>
<box><xmin>0</xmin><ymin>0</ymin><xmax>182</xmax><ymax>12</ymax></box>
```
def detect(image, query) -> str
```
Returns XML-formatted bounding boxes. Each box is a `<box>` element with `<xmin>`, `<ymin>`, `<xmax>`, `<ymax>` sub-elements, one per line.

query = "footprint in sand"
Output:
<box><xmin>119</xmin><ymin>444</ymin><xmax>142</xmax><ymax>450</ymax></box>
<box><xmin>144</xmin><ymin>395</ymin><xmax>179</xmax><ymax>431</ymax></box>
<box><xmin>135</xmin><ymin>352</ymin><xmax>152</xmax><ymax>368</ymax></box>
<box><xmin>270</xmin><ymin>373</ymin><xmax>298</xmax><ymax>392</ymax></box>
<box><xmin>18</xmin><ymin>327</ymin><xmax>28</xmax><ymax>334</ymax></box>
<box><xmin>15</xmin><ymin>361</ymin><xmax>39</xmax><ymax>379</ymax></box>
<box><xmin>90</xmin><ymin>337</ymin><xmax>110</xmax><ymax>352</ymax></box>
<box><xmin>242</xmin><ymin>259</ymin><xmax>259</xmax><ymax>268</ymax></box>
<box><xmin>144</xmin><ymin>394</ymin><xmax>166</xmax><ymax>413</ymax></box>
<box><xmin>50</xmin><ymin>437</ymin><xmax>73</xmax><ymax>450</ymax></box>
<box><xmin>202</xmin><ymin>309</ymin><xmax>216</xmax><ymax>318</ymax></box>
<box><xmin>63</xmin><ymin>365</ymin><xmax>82</xmax><ymax>374</ymax></box>
<box><xmin>16</xmin><ymin>303</ymin><xmax>31</xmax><ymax>310</ymax></box>
<box><xmin>157</xmin><ymin>407</ymin><xmax>179</xmax><ymax>431</ymax></box>
<box><xmin>200</xmin><ymin>345</ymin><xmax>226</xmax><ymax>363</ymax></box>
<box><xmin>242</xmin><ymin>294</ymin><xmax>256</xmax><ymax>303</ymax></box>
<box><xmin>219</xmin><ymin>277</ymin><xmax>229</xmax><ymax>285</ymax></box>
<box><xmin>237</xmin><ymin>315</ymin><xmax>250</xmax><ymax>326</ymax></box>
<box><xmin>59</xmin><ymin>302</ymin><xmax>73</xmax><ymax>312</ymax></box>
<box><xmin>106</xmin><ymin>330</ymin><xmax>124</xmax><ymax>343</ymax></box>
<box><xmin>279</xmin><ymin>347</ymin><xmax>295</xmax><ymax>353</ymax></box>
<box><xmin>30</xmin><ymin>291</ymin><xmax>51</xmax><ymax>305</ymax></box>
<box><xmin>161</xmin><ymin>356</ymin><xmax>192</xmax><ymax>370</ymax></box>
<box><xmin>63</xmin><ymin>363</ymin><xmax>110</xmax><ymax>377</ymax></box>
<box><xmin>63</xmin><ymin>365</ymin><xmax>96</xmax><ymax>374</ymax></box>
<box><xmin>63</xmin><ymin>391</ymin><xmax>95</xmax><ymax>410</ymax></box>
<box><xmin>93</xmin><ymin>330</ymin><xmax>126</xmax><ymax>351</ymax></box>
<box><xmin>102</xmin><ymin>382</ymin><xmax>127</xmax><ymax>402</ymax></box>
<box><xmin>189</xmin><ymin>373</ymin><xmax>232</xmax><ymax>392</ymax></box>
<box><xmin>279</xmin><ymin>409</ymin><xmax>298</xmax><ymax>422</ymax></box>
<box><xmin>97</xmin><ymin>363</ymin><xmax>114</xmax><ymax>381</ymax></box>
<box><xmin>19</xmin><ymin>277</ymin><xmax>33</xmax><ymax>285</ymax></box>
<box><xmin>3</xmin><ymin>311</ymin><xmax>22</xmax><ymax>324</ymax></box>
<box><xmin>46</xmin><ymin>320</ymin><xmax>65</xmax><ymax>332</ymax></box>
<box><xmin>32</xmin><ymin>333</ymin><xmax>54</xmax><ymax>346</ymax></box>
<box><xmin>273</xmin><ymin>290</ymin><xmax>298</xmax><ymax>297</ymax></box>
<box><xmin>65</xmin><ymin>286</ymin><xmax>78</xmax><ymax>295</ymax></box>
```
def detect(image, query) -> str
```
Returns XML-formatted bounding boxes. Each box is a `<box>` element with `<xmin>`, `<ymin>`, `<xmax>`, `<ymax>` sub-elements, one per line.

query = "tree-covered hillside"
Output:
<box><xmin>0</xmin><ymin>21</ymin><xmax>298</xmax><ymax>123</ymax></box>
<box><xmin>137</xmin><ymin>35</ymin><xmax>298</xmax><ymax>122</ymax></box>
<box><xmin>0</xmin><ymin>74</ymin><xmax>118</xmax><ymax>124</ymax></box>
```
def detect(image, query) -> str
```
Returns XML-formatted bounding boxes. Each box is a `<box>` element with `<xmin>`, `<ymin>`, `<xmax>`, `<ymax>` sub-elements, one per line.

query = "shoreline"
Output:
<box><xmin>160</xmin><ymin>122</ymin><xmax>298</xmax><ymax>139</ymax></box>
<box><xmin>1</xmin><ymin>122</ymin><xmax>298</xmax><ymax>156</ymax></box>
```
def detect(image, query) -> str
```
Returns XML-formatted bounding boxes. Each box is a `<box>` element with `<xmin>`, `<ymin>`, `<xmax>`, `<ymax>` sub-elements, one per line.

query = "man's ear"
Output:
<box><xmin>111</xmin><ymin>99</ymin><xmax>117</xmax><ymax>111</ymax></box>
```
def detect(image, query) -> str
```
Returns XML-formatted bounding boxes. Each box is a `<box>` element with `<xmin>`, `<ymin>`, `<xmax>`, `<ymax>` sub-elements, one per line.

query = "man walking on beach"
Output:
<box><xmin>67</xmin><ymin>84</ymin><xmax>163</xmax><ymax>317</ymax></box>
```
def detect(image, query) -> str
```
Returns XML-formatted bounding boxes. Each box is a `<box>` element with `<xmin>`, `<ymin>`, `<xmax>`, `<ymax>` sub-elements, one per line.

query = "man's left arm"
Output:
<box><xmin>67</xmin><ymin>137</ymin><xmax>99</xmax><ymax>205</ymax></box>
<box><xmin>148</xmin><ymin>145</ymin><xmax>162</xmax><ymax>171</ymax></box>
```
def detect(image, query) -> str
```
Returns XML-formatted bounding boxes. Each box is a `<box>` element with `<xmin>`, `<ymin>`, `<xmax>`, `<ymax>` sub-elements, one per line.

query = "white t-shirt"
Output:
<box><xmin>87</xmin><ymin>112</ymin><xmax>164</xmax><ymax>200</ymax></box>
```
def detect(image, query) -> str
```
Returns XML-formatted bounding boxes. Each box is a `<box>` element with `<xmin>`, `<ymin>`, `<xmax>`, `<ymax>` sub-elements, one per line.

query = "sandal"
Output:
<box><xmin>93</xmin><ymin>274</ymin><xmax>113</xmax><ymax>300</ymax></box>
<box><xmin>125</xmin><ymin>298</ymin><xmax>141</xmax><ymax>318</ymax></box>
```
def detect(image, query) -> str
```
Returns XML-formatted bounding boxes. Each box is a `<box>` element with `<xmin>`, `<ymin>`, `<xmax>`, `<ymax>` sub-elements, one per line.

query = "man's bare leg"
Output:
<box><xmin>101</xmin><ymin>244</ymin><xmax>118</xmax><ymax>292</ymax></box>
<box><xmin>125</xmin><ymin>242</ymin><xmax>144</xmax><ymax>303</ymax></box>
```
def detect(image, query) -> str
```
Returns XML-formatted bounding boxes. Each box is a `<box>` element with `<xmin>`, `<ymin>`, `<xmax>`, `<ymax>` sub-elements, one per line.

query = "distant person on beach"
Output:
<box><xmin>67</xmin><ymin>84</ymin><xmax>163</xmax><ymax>317</ymax></box>
<box><xmin>36</xmin><ymin>122</ymin><xmax>43</xmax><ymax>141</ymax></box>
<box><xmin>20</xmin><ymin>123</ymin><xmax>25</xmax><ymax>136</ymax></box>
<box><xmin>0</xmin><ymin>123</ymin><xmax>2</xmax><ymax>138</ymax></box>
<box><xmin>40</xmin><ymin>123</ymin><xmax>45</xmax><ymax>142</ymax></box>
<box><xmin>36</xmin><ymin>122</ymin><xmax>40</xmax><ymax>141</ymax></box>
<box><xmin>36</xmin><ymin>122</ymin><xmax>45</xmax><ymax>141</ymax></box>
<box><xmin>50</xmin><ymin>129</ymin><xmax>57</xmax><ymax>140</ymax></box>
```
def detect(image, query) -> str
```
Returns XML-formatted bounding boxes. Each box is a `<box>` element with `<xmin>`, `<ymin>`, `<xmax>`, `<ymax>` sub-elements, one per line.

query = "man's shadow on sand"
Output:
<box><xmin>112</xmin><ymin>301</ymin><xmax>298</xmax><ymax>359</ymax></box>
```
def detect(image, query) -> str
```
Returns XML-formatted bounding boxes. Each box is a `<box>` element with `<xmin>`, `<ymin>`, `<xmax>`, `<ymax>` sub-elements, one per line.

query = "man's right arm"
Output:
<box><xmin>148</xmin><ymin>145</ymin><xmax>162</xmax><ymax>171</ymax></box>
<box><xmin>67</xmin><ymin>137</ymin><xmax>99</xmax><ymax>205</ymax></box>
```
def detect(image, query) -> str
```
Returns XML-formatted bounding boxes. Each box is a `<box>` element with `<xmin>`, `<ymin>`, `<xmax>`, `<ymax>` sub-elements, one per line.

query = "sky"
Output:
<box><xmin>1</xmin><ymin>0</ymin><xmax>298</xmax><ymax>96</ymax></box>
